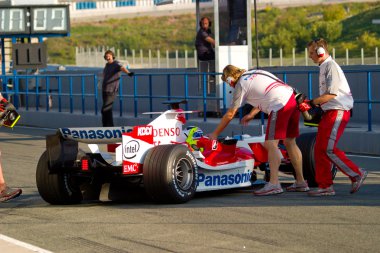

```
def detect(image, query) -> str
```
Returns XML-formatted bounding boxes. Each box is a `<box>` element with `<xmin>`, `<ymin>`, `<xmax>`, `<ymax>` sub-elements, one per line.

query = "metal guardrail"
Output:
<box><xmin>0</xmin><ymin>69</ymin><xmax>379</xmax><ymax>131</ymax></box>
<box><xmin>0</xmin><ymin>74</ymin><xmax>99</xmax><ymax>114</ymax></box>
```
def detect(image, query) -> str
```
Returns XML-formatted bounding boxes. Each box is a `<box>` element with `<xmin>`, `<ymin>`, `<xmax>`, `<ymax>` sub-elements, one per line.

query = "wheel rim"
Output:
<box><xmin>175</xmin><ymin>158</ymin><xmax>194</xmax><ymax>191</ymax></box>
<box><xmin>63</xmin><ymin>173</ymin><xmax>80</xmax><ymax>196</ymax></box>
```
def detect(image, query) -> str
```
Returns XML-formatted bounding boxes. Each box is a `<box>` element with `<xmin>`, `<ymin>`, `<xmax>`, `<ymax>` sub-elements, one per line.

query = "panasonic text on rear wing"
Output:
<box><xmin>59</xmin><ymin>126</ymin><xmax>132</xmax><ymax>144</ymax></box>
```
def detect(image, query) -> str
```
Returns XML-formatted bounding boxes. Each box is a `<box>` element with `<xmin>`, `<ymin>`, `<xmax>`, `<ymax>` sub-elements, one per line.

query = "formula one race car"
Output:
<box><xmin>36</xmin><ymin>100</ymin><xmax>336</xmax><ymax>204</ymax></box>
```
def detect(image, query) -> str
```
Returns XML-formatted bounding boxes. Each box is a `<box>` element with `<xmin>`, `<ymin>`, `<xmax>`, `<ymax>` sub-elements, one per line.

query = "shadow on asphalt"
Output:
<box><xmin>9</xmin><ymin>179</ymin><xmax>379</xmax><ymax>210</ymax></box>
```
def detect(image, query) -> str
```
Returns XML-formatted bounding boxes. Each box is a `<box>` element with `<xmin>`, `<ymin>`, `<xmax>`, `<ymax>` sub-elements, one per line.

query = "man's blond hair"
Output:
<box><xmin>221</xmin><ymin>65</ymin><xmax>246</xmax><ymax>83</ymax></box>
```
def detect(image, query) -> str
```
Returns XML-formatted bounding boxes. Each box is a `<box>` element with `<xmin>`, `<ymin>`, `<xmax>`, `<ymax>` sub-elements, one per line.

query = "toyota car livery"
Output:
<box><xmin>36</xmin><ymin>100</ymin><xmax>332</xmax><ymax>204</ymax></box>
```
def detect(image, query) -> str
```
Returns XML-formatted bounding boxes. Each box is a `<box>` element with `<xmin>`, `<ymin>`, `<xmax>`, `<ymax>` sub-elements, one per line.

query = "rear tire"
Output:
<box><xmin>296</xmin><ymin>132</ymin><xmax>337</xmax><ymax>187</ymax></box>
<box><xmin>36</xmin><ymin>151</ymin><xmax>83</xmax><ymax>205</ymax></box>
<box><xmin>143</xmin><ymin>145</ymin><xmax>198</xmax><ymax>204</ymax></box>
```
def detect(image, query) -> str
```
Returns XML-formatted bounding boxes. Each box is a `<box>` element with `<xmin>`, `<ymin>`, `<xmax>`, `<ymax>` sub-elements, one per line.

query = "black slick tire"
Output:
<box><xmin>36</xmin><ymin>151</ymin><xmax>83</xmax><ymax>205</ymax></box>
<box><xmin>143</xmin><ymin>145</ymin><xmax>198</xmax><ymax>204</ymax></box>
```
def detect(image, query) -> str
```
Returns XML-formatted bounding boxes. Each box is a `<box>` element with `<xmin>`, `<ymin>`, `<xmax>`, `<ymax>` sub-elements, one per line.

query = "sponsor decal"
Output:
<box><xmin>212</xmin><ymin>140</ymin><xmax>218</xmax><ymax>150</ymax></box>
<box><xmin>123</xmin><ymin>140</ymin><xmax>140</xmax><ymax>159</ymax></box>
<box><xmin>123</xmin><ymin>161</ymin><xmax>142</xmax><ymax>175</ymax></box>
<box><xmin>137</xmin><ymin>126</ymin><xmax>153</xmax><ymax>136</ymax></box>
<box><xmin>197</xmin><ymin>171</ymin><xmax>252</xmax><ymax>187</ymax></box>
<box><xmin>60</xmin><ymin>127</ymin><xmax>128</xmax><ymax>141</ymax></box>
<box><xmin>131</xmin><ymin>126</ymin><xmax>180</xmax><ymax>143</ymax></box>
<box><xmin>128</xmin><ymin>126</ymin><xmax>153</xmax><ymax>144</ymax></box>
<box><xmin>153</xmin><ymin>127</ymin><xmax>180</xmax><ymax>137</ymax></box>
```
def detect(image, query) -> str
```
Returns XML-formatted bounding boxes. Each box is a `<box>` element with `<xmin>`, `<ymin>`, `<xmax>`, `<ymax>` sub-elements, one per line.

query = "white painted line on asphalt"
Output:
<box><xmin>0</xmin><ymin>234</ymin><xmax>53</xmax><ymax>253</ymax></box>
<box><xmin>347</xmin><ymin>154</ymin><xmax>380</xmax><ymax>159</ymax></box>
<box><xmin>18</xmin><ymin>125</ymin><xmax>56</xmax><ymax>131</ymax></box>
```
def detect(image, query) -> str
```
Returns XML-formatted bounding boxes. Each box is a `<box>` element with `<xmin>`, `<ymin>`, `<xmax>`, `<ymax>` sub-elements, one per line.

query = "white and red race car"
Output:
<box><xmin>36</xmin><ymin>100</ymin><xmax>336</xmax><ymax>204</ymax></box>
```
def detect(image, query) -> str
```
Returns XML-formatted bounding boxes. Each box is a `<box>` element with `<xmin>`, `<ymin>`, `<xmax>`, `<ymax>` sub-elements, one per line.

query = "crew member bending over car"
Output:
<box><xmin>306</xmin><ymin>38</ymin><xmax>367</xmax><ymax>196</ymax></box>
<box><xmin>208</xmin><ymin>65</ymin><xmax>309</xmax><ymax>196</ymax></box>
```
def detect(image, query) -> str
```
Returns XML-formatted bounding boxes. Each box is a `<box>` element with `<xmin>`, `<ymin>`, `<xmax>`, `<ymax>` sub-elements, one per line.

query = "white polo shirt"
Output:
<box><xmin>319</xmin><ymin>56</ymin><xmax>354</xmax><ymax>111</ymax></box>
<box><xmin>230</xmin><ymin>69</ymin><xmax>293</xmax><ymax>114</ymax></box>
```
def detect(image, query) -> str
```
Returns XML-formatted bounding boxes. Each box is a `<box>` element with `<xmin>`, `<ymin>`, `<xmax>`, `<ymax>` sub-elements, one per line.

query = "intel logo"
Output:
<box><xmin>123</xmin><ymin>140</ymin><xmax>140</xmax><ymax>159</ymax></box>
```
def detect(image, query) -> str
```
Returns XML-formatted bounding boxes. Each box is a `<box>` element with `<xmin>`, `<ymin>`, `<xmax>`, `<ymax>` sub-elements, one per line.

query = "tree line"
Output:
<box><xmin>46</xmin><ymin>1</ymin><xmax>380</xmax><ymax>65</ymax></box>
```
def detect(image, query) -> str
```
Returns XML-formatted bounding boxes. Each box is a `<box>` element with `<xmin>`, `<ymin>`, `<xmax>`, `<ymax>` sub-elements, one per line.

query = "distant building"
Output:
<box><xmin>0</xmin><ymin>0</ymin><xmax>58</xmax><ymax>6</ymax></box>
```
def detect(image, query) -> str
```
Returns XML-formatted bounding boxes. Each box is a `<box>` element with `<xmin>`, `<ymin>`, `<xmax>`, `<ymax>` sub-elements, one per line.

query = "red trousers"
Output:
<box><xmin>315</xmin><ymin>110</ymin><xmax>361</xmax><ymax>188</ymax></box>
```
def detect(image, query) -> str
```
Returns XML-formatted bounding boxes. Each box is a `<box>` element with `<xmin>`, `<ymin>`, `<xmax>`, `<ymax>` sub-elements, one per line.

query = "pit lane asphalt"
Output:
<box><xmin>1</xmin><ymin>126</ymin><xmax>379</xmax><ymax>253</ymax></box>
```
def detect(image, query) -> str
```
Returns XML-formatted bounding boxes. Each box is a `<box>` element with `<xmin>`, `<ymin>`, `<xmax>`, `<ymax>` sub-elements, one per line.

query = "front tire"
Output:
<box><xmin>36</xmin><ymin>151</ymin><xmax>83</xmax><ymax>205</ymax></box>
<box><xmin>143</xmin><ymin>145</ymin><xmax>198</xmax><ymax>204</ymax></box>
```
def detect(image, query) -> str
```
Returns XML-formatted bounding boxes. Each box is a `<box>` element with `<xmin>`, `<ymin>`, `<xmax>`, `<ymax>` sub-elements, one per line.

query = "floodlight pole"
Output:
<box><xmin>254</xmin><ymin>0</ymin><xmax>259</xmax><ymax>68</ymax></box>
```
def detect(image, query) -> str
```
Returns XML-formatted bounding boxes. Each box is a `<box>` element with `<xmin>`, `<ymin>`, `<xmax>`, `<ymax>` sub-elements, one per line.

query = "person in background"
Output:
<box><xmin>102</xmin><ymin>50</ymin><xmax>134</xmax><ymax>127</ymax></box>
<box><xmin>195</xmin><ymin>17</ymin><xmax>216</xmax><ymax>99</ymax></box>
<box><xmin>195</xmin><ymin>16</ymin><xmax>215</xmax><ymax>62</ymax></box>
<box><xmin>0</xmin><ymin>93</ymin><xmax>22</xmax><ymax>202</ymax></box>
<box><xmin>208</xmin><ymin>65</ymin><xmax>309</xmax><ymax>196</ymax></box>
<box><xmin>306</xmin><ymin>38</ymin><xmax>367</xmax><ymax>196</ymax></box>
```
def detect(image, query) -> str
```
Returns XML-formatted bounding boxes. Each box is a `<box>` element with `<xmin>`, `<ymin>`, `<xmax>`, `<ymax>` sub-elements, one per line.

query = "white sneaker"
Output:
<box><xmin>286</xmin><ymin>181</ymin><xmax>310</xmax><ymax>192</ymax></box>
<box><xmin>253</xmin><ymin>182</ymin><xmax>283</xmax><ymax>196</ymax></box>
<box><xmin>351</xmin><ymin>168</ymin><xmax>368</xmax><ymax>194</ymax></box>
<box><xmin>308</xmin><ymin>186</ymin><xmax>335</xmax><ymax>196</ymax></box>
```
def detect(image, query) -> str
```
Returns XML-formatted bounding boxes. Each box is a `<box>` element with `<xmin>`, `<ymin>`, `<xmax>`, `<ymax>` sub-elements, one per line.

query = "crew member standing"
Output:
<box><xmin>102</xmin><ymin>50</ymin><xmax>134</xmax><ymax>127</ymax></box>
<box><xmin>306</xmin><ymin>38</ymin><xmax>367</xmax><ymax>196</ymax></box>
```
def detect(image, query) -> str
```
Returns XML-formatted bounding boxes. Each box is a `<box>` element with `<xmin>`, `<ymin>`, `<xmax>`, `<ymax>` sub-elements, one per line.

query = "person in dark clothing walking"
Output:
<box><xmin>102</xmin><ymin>50</ymin><xmax>134</xmax><ymax>127</ymax></box>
